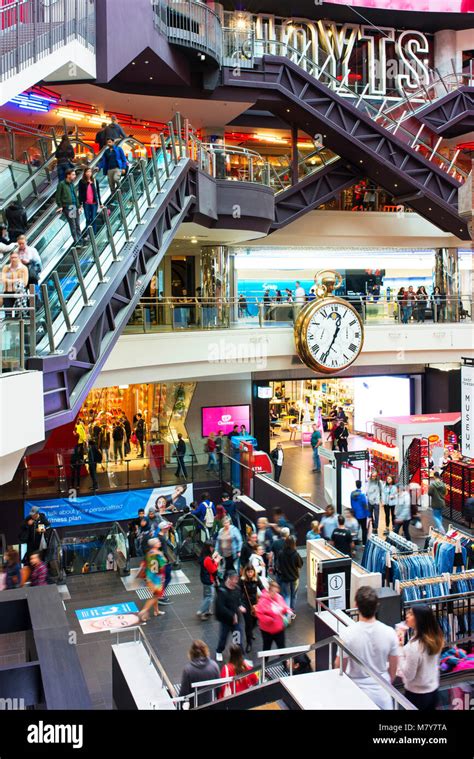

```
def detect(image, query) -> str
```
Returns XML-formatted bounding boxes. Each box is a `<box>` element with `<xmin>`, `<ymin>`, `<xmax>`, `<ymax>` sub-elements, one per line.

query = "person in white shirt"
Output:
<box><xmin>397</xmin><ymin>605</ymin><xmax>443</xmax><ymax>710</ymax></box>
<box><xmin>294</xmin><ymin>280</ymin><xmax>306</xmax><ymax>304</ymax></box>
<box><xmin>335</xmin><ymin>586</ymin><xmax>399</xmax><ymax>709</ymax></box>
<box><xmin>249</xmin><ymin>545</ymin><xmax>269</xmax><ymax>589</ymax></box>
<box><xmin>270</xmin><ymin>442</ymin><xmax>284</xmax><ymax>482</ymax></box>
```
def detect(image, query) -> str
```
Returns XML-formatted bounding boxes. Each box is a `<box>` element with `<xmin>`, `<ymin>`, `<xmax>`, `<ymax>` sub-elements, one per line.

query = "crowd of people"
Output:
<box><xmin>0</xmin><ymin>116</ymin><xmax>131</xmax><ymax>320</ymax></box>
<box><xmin>395</xmin><ymin>285</ymin><xmax>452</xmax><ymax>324</ymax></box>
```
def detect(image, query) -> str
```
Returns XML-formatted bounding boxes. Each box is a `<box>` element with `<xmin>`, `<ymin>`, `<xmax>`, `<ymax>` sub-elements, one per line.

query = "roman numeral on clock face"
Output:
<box><xmin>349</xmin><ymin>319</ymin><xmax>356</xmax><ymax>326</ymax></box>
<box><xmin>348</xmin><ymin>343</ymin><xmax>357</xmax><ymax>353</ymax></box>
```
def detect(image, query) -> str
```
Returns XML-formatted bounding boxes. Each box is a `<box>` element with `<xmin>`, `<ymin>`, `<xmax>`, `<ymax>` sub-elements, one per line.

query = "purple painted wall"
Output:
<box><xmin>95</xmin><ymin>0</ymin><xmax>190</xmax><ymax>85</ymax></box>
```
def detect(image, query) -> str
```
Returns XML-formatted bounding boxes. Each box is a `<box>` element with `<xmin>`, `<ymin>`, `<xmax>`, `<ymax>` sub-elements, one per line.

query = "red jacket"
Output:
<box><xmin>207</xmin><ymin>438</ymin><xmax>217</xmax><ymax>452</ymax></box>
<box><xmin>218</xmin><ymin>662</ymin><xmax>258</xmax><ymax>698</ymax></box>
<box><xmin>255</xmin><ymin>590</ymin><xmax>292</xmax><ymax>634</ymax></box>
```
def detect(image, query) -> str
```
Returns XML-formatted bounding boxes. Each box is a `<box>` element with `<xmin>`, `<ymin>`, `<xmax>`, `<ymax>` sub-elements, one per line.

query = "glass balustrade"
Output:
<box><xmin>124</xmin><ymin>295</ymin><xmax>474</xmax><ymax>335</ymax></box>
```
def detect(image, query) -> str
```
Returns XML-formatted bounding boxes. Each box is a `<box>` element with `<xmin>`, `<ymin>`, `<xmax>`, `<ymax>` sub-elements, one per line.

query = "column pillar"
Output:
<box><xmin>200</xmin><ymin>245</ymin><xmax>230</xmax><ymax>327</ymax></box>
<box><xmin>434</xmin><ymin>247</ymin><xmax>460</xmax><ymax>321</ymax></box>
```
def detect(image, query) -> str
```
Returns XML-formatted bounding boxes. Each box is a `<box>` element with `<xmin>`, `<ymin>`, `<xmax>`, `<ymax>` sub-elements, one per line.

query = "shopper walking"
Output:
<box><xmin>367</xmin><ymin>470</ymin><xmax>383</xmax><ymax>532</ymax></box>
<box><xmin>78</xmin><ymin>167</ymin><xmax>103</xmax><ymax>231</ymax></box>
<box><xmin>19</xmin><ymin>506</ymin><xmax>50</xmax><ymax>560</ymax></box>
<box><xmin>350</xmin><ymin>480</ymin><xmax>370</xmax><ymax>546</ymax></box>
<box><xmin>398</xmin><ymin>605</ymin><xmax>443</xmax><ymax>710</ymax></box>
<box><xmin>270</xmin><ymin>441</ymin><xmax>284</xmax><ymax>482</ymax></box>
<box><xmin>331</xmin><ymin>515</ymin><xmax>355</xmax><ymax>556</ymax></box>
<box><xmin>137</xmin><ymin>538</ymin><xmax>167</xmax><ymax>621</ymax></box>
<box><xmin>55</xmin><ymin>168</ymin><xmax>82</xmax><ymax>244</ymax></box>
<box><xmin>249</xmin><ymin>545</ymin><xmax>269</xmax><ymax>590</ymax></box>
<box><xmin>174</xmin><ymin>433</ymin><xmax>188</xmax><ymax>478</ymax></box>
<box><xmin>215</xmin><ymin>571</ymin><xmax>245</xmax><ymax>662</ymax></box>
<box><xmin>87</xmin><ymin>438</ymin><xmax>101</xmax><ymax>491</ymax></box>
<box><xmin>4</xmin><ymin>548</ymin><xmax>21</xmax><ymax>590</ymax></box>
<box><xmin>310</xmin><ymin>423</ymin><xmax>322</xmax><ymax>473</ymax></box>
<box><xmin>70</xmin><ymin>443</ymin><xmax>84</xmax><ymax>490</ymax></box>
<box><xmin>218</xmin><ymin>644</ymin><xmax>258</xmax><ymax>698</ymax></box>
<box><xmin>205</xmin><ymin>432</ymin><xmax>218</xmax><ymax>473</ymax></box>
<box><xmin>277</xmin><ymin>535</ymin><xmax>303</xmax><ymax>610</ymax></box>
<box><xmin>104</xmin><ymin>115</ymin><xmax>127</xmax><ymax>143</ymax></box>
<box><xmin>428</xmin><ymin>471</ymin><xmax>447</xmax><ymax>534</ymax></box>
<box><xmin>255</xmin><ymin>580</ymin><xmax>294</xmax><ymax>651</ymax></box>
<box><xmin>29</xmin><ymin>552</ymin><xmax>49</xmax><ymax>586</ymax></box>
<box><xmin>239</xmin><ymin>565</ymin><xmax>263</xmax><ymax>652</ymax></box>
<box><xmin>5</xmin><ymin>200</ymin><xmax>28</xmax><ymax>242</ymax></box>
<box><xmin>320</xmin><ymin>505</ymin><xmax>338</xmax><ymax>541</ymax></box>
<box><xmin>240</xmin><ymin>532</ymin><xmax>258</xmax><ymax>568</ymax></box>
<box><xmin>306</xmin><ymin>520</ymin><xmax>321</xmax><ymax>541</ymax></box>
<box><xmin>415</xmin><ymin>286</ymin><xmax>428</xmax><ymax>323</ymax></box>
<box><xmin>334</xmin><ymin>420</ymin><xmax>349</xmax><ymax>453</ymax></box>
<box><xmin>134</xmin><ymin>413</ymin><xmax>146</xmax><ymax>458</ymax></box>
<box><xmin>99</xmin><ymin>138</ymin><xmax>128</xmax><ymax>195</ymax></box>
<box><xmin>112</xmin><ymin>420</ymin><xmax>125</xmax><ymax>464</ymax></box>
<box><xmin>55</xmin><ymin>135</ymin><xmax>75</xmax><ymax>183</ymax></box>
<box><xmin>394</xmin><ymin>484</ymin><xmax>412</xmax><ymax>540</ymax></box>
<box><xmin>382</xmin><ymin>475</ymin><xmax>398</xmax><ymax>533</ymax></box>
<box><xmin>196</xmin><ymin>541</ymin><xmax>220</xmax><ymax>620</ymax></box>
<box><xmin>180</xmin><ymin>640</ymin><xmax>220</xmax><ymax>707</ymax></box>
<box><xmin>95</xmin><ymin>122</ymin><xmax>108</xmax><ymax>151</ymax></box>
<box><xmin>216</xmin><ymin>516</ymin><xmax>242</xmax><ymax>574</ymax></box>
<box><xmin>402</xmin><ymin>285</ymin><xmax>416</xmax><ymax>324</ymax></box>
<box><xmin>336</xmin><ymin>587</ymin><xmax>399</xmax><ymax>709</ymax></box>
<box><xmin>432</xmin><ymin>286</ymin><xmax>445</xmax><ymax>323</ymax></box>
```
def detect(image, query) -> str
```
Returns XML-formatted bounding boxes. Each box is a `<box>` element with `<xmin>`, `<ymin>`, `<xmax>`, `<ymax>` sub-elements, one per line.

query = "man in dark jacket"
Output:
<box><xmin>55</xmin><ymin>168</ymin><xmax>81</xmax><ymax>243</ymax></box>
<box><xmin>95</xmin><ymin>122</ymin><xmax>108</xmax><ymax>150</ymax></box>
<box><xmin>87</xmin><ymin>439</ymin><xmax>101</xmax><ymax>491</ymax></box>
<box><xmin>221</xmin><ymin>492</ymin><xmax>237</xmax><ymax>525</ymax></box>
<box><xmin>104</xmin><ymin>115</ymin><xmax>127</xmax><ymax>143</ymax></box>
<box><xmin>278</xmin><ymin>535</ymin><xmax>303</xmax><ymax>610</ymax></box>
<box><xmin>428</xmin><ymin>471</ymin><xmax>447</xmax><ymax>534</ymax></box>
<box><xmin>5</xmin><ymin>201</ymin><xmax>28</xmax><ymax>241</ymax></box>
<box><xmin>19</xmin><ymin>506</ymin><xmax>50</xmax><ymax>560</ymax></box>
<box><xmin>270</xmin><ymin>442</ymin><xmax>284</xmax><ymax>482</ymax></box>
<box><xmin>180</xmin><ymin>640</ymin><xmax>220</xmax><ymax>707</ymax></box>
<box><xmin>215</xmin><ymin>571</ymin><xmax>245</xmax><ymax>661</ymax></box>
<box><xmin>175</xmin><ymin>433</ymin><xmax>187</xmax><ymax>478</ymax></box>
<box><xmin>134</xmin><ymin>413</ymin><xmax>146</xmax><ymax>458</ymax></box>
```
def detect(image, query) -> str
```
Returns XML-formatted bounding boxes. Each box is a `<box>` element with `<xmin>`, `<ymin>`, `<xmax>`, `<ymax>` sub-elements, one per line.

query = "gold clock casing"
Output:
<box><xmin>294</xmin><ymin>296</ymin><xmax>364</xmax><ymax>375</ymax></box>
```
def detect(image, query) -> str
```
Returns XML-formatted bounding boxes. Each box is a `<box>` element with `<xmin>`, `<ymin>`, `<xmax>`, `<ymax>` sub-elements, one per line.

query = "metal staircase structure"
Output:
<box><xmin>221</xmin><ymin>56</ymin><xmax>469</xmax><ymax>239</ymax></box>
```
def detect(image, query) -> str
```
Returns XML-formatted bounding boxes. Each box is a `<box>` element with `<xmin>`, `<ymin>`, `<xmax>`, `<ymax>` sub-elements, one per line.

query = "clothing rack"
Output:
<box><xmin>396</xmin><ymin>570</ymin><xmax>474</xmax><ymax>592</ymax></box>
<box><xmin>448</xmin><ymin>524</ymin><xmax>474</xmax><ymax>541</ymax></box>
<box><xmin>386</xmin><ymin>531</ymin><xmax>420</xmax><ymax>553</ymax></box>
<box><xmin>428</xmin><ymin>526</ymin><xmax>457</xmax><ymax>544</ymax></box>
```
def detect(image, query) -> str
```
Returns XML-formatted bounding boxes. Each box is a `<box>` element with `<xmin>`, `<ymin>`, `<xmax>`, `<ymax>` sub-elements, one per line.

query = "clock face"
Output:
<box><xmin>295</xmin><ymin>298</ymin><xmax>364</xmax><ymax>373</ymax></box>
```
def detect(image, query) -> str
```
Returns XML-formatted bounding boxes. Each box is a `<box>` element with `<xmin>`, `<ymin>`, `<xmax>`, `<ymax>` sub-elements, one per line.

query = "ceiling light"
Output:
<box><xmin>191</xmin><ymin>238</ymin><xmax>198</xmax><ymax>244</ymax></box>
<box><xmin>145</xmin><ymin>60</ymin><xmax>149</xmax><ymax>64</ymax></box>
<box><xmin>131</xmin><ymin>62</ymin><xmax>136</xmax><ymax>65</ymax></box>
<box><xmin>359</xmin><ymin>160</ymin><xmax>363</xmax><ymax>163</ymax></box>
<box><xmin>394</xmin><ymin>184</ymin><xmax>398</xmax><ymax>187</ymax></box>
<box><xmin>149</xmin><ymin>76</ymin><xmax>153</xmax><ymax>80</ymax></box>
<box><xmin>286</xmin><ymin>109</ymin><xmax>290</xmax><ymax>112</ymax></box>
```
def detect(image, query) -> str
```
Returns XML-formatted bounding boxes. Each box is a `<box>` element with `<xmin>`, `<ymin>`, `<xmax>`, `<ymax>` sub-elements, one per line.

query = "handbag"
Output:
<box><xmin>130</xmin><ymin>432</ymin><xmax>138</xmax><ymax>445</ymax></box>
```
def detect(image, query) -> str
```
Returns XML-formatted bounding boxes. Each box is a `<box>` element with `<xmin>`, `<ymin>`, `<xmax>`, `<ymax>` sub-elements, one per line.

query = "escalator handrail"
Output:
<box><xmin>175</xmin><ymin>511</ymin><xmax>210</xmax><ymax>541</ymax></box>
<box><xmin>0</xmin><ymin>137</ymin><xmax>97</xmax><ymax>213</ymax></box>
<box><xmin>26</xmin><ymin>135</ymin><xmax>151</xmax><ymax>256</ymax></box>
<box><xmin>236</xmin><ymin>509</ymin><xmax>256</xmax><ymax>535</ymax></box>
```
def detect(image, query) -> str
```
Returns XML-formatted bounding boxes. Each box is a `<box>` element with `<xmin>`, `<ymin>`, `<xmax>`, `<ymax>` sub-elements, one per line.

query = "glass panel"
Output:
<box><xmin>0</xmin><ymin>319</ymin><xmax>22</xmax><ymax>373</ymax></box>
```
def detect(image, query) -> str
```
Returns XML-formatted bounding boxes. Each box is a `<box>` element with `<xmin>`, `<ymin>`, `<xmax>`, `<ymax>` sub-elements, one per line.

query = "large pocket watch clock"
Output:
<box><xmin>294</xmin><ymin>270</ymin><xmax>364</xmax><ymax>374</ymax></box>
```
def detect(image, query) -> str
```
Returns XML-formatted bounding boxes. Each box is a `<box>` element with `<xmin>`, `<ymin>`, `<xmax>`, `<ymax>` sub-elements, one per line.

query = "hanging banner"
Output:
<box><xmin>461</xmin><ymin>364</ymin><xmax>474</xmax><ymax>458</ymax></box>
<box><xmin>25</xmin><ymin>485</ymin><xmax>194</xmax><ymax>528</ymax></box>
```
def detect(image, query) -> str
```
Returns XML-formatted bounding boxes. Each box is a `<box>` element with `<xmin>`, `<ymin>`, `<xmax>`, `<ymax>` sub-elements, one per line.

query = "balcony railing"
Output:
<box><xmin>153</xmin><ymin>0</ymin><xmax>222</xmax><ymax>64</ymax></box>
<box><xmin>0</xmin><ymin>0</ymin><xmax>96</xmax><ymax>81</ymax></box>
<box><xmin>124</xmin><ymin>293</ymin><xmax>473</xmax><ymax>335</ymax></box>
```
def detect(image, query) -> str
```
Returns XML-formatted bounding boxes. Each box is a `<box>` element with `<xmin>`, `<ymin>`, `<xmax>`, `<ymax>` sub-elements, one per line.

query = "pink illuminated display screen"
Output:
<box><xmin>201</xmin><ymin>405</ymin><xmax>251</xmax><ymax>436</ymax></box>
<box><xmin>326</xmin><ymin>0</ymin><xmax>473</xmax><ymax>10</ymax></box>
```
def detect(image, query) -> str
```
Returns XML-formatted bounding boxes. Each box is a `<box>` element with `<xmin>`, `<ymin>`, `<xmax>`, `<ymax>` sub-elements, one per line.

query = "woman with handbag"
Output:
<box><xmin>240</xmin><ymin>565</ymin><xmax>264</xmax><ymax>652</ymax></box>
<box><xmin>255</xmin><ymin>580</ymin><xmax>294</xmax><ymax>651</ymax></box>
<box><xmin>218</xmin><ymin>644</ymin><xmax>258</xmax><ymax>699</ymax></box>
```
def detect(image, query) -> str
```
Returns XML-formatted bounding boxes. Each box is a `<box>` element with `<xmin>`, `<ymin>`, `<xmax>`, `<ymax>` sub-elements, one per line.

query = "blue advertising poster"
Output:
<box><xmin>75</xmin><ymin>602</ymin><xmax>140</xmax><ymax>635</ymax></box>
<box><xmin>25</xmin><ymin>484</ymin><xmax>194</xmax><ymax>528</ymax></box>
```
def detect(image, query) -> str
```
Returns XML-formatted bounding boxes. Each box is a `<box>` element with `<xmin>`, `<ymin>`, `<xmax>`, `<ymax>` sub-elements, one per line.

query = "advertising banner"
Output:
<box><xmin>325</xmin><ymin>0</ymin><xmax>472</xmax><ymax>11</ymax></box>
<box><xmin>201</xmin><ymin>404</ymin><xmax>250</xmax><ymax>436</ymax></box>
<box><xmin>461</xmin><ymin>364</ymin><xmax>474</xmax><ymax>458</ymax></box>
<box><xmin>75</xmin><ymin>602</ymin><xmax>140</xmax><ymax>635</ymax></box>
<box><xmin>25</xmin><ymin>484</ymin><xmax>194</xmax><ymax>529</ymax></box>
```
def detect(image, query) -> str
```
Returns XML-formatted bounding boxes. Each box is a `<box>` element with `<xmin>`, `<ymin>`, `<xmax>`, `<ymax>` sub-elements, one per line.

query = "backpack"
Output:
<box><xmin>203</xmin><ymin>501</ymin><xmax>215</xmax><ymax>528</ymax></box>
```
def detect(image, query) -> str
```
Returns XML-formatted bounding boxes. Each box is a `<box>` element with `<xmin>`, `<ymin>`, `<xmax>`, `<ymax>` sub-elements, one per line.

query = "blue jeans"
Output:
<box><xmin>207</xmin><ymin>452</ymin><xmax>217</xmax><ymax>471</ymax></box>
<box><xmin>402</xmin><ymin>306</ymin><xmax>412</xmax><ymax>324</ymax></box>
<box><xmin>216</xmin><ymin>621</ymin><xmax>243</xmax><ymax>654</ymax></box>
<box><xmin>280</xmin><ymin>579</ymin><xmax>299</xmax><ymax>610</ymax></box>
<box><xmin>312</xmin><ymin>447</ymin><xmax>321</xmax><ymax>471</ymax></box>
<box><xmin>432</xmin><ymin>509</ymin><xmax>445</xmax><ymax>534</ymax></box>
<box><xmin>83</xmin><ymin>202</ymin><xmax>98</xmax><ymax>231</ymax></box>
<box><xmin>198</xmin><ymin>584</ymin><xmax>214</xmax><ymax>615</ymax></box>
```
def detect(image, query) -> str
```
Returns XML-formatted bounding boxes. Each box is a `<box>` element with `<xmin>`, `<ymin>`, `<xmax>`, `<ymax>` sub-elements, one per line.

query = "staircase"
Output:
<box><xmin>222</xmin><ymin>56</ymin><xmax>469</xmax><ymax>239</ymax></box>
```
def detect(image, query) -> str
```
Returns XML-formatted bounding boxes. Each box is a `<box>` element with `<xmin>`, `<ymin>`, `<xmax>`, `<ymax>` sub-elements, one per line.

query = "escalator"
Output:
<box><xmin>0</xmin><ymin>136</ymin><xmax>96</xmax><ymax>250</ymax></box>
<box><xmin>174</xmin><ymin>512</ymin><xmax>210</xmax><ymax>561</ymax></box>
<box><xmin>28</xmin><ymin>116</ymin><xmax>200</xmax><ymax>431</ymax></box>
<box><xmin>221</xmin><ymin>54</ymin><xmax>470</xmax><ymax>239</ymax></box>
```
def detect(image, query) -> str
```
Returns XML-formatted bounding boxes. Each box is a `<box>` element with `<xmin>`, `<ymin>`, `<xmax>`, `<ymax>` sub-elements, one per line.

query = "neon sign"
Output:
<box><xmin>226</xmin><ymin>13</ymin><xmax>432</xmax><ymax>99</ymax></box>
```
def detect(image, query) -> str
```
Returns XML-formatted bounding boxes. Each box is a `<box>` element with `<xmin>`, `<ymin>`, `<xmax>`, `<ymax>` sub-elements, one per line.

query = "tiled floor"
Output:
<box><xmin>63</xmin><ymin>556</ymin><xmax>317</xmax><ymax>709</ymax></box>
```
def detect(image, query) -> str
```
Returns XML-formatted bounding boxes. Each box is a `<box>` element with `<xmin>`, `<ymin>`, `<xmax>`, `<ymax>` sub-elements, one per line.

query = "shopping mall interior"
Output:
<box><xmin>0</xmin><ymin>0</ymin><xmax>474</xmax><ymax>732</ymax></box>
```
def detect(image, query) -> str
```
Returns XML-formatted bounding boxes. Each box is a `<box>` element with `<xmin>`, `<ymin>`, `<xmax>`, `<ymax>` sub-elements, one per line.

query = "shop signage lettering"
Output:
<box><xmin>461</xmin><ymin>364</ymin><xmax>474</xmax><ymax>458</ymax></box>
<box><xmin>228</xmin><ymin>13</ymin><xmax>431</xmax><ymax>98</ymax></box>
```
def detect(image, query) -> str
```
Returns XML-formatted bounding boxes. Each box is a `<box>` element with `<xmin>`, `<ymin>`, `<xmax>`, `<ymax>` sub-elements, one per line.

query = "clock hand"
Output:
<box><xmin>321</xmin><ymin>316</ymin><xmax>341</xmax><ymax>362</ymax></box>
